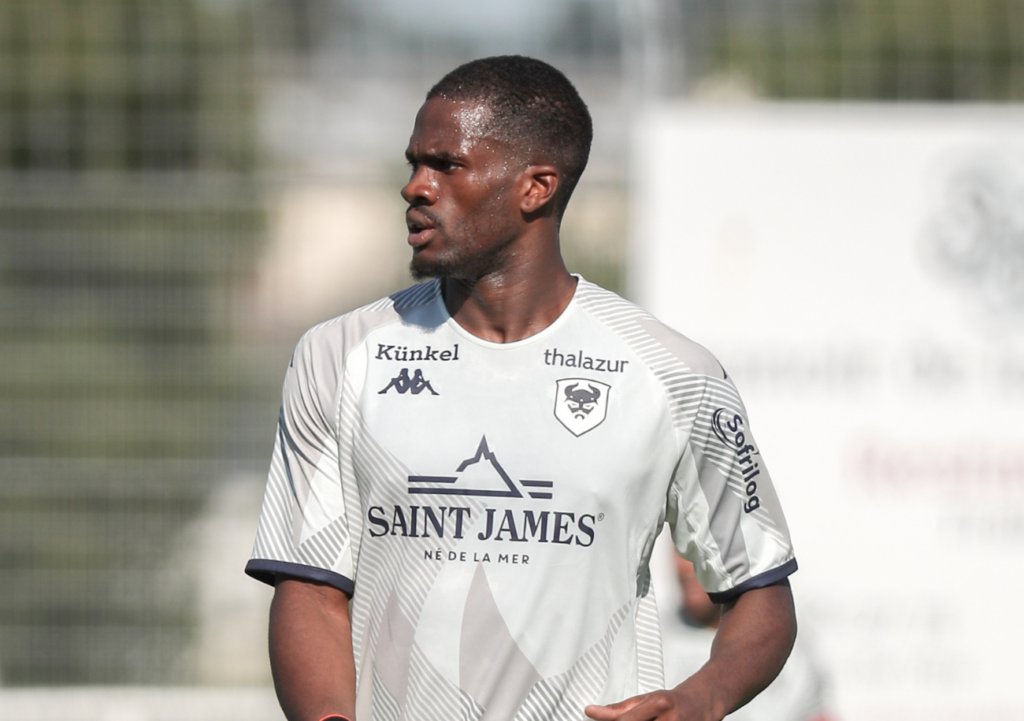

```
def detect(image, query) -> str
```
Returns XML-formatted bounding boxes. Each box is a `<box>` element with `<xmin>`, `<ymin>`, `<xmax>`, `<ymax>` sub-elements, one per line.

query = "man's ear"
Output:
<box><xmin>519</xmin><ymin>164</ymin><xmax>560</xmax><ymax>215</ymax></box>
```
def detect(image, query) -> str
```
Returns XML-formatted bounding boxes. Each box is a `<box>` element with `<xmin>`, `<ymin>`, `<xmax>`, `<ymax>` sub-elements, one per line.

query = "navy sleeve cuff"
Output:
<box><xmin>707</xmin><ymin>558</ymin><xmax>798</xmax><ymax>604</ymax></box>
<box><xmin>245</xmin><ymin>559</ymin><xmax>355</xmax><ymax>597</ymax></box>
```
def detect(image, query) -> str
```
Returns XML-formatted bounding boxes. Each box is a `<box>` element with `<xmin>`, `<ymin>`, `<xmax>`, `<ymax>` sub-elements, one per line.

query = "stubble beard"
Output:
<box><xmin>408</xmin><ymin>173</ymin><xmax>521</xmax><ymax>283</ymax></box>
<box><xmin>409</xmin><ymin>221</ymin><xmax>516</xmax><ymax>283</ymax></box>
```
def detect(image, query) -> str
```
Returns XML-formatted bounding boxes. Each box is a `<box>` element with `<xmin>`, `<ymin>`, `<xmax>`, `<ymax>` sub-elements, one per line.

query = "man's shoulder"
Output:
<box><xmin>636</xmin><ymin>314</ymin><xmax>728</xmax><ymax>380</ymax></box>
<box><xmin>575</xmin><ymin>279</ymin><xmax>727</xmax><ymax>381</ymax></box>
<box><xmin>294</xmin><ymin>280</ymin><xmax>441</xmax><ymax>359</ymax></box>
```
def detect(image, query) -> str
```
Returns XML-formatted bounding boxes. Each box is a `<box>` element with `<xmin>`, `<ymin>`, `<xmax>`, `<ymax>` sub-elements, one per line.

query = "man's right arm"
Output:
<box><xmin>269</xmin><ymin>576</ymin><xmax>357</xmax><ymax>721</ymax></box>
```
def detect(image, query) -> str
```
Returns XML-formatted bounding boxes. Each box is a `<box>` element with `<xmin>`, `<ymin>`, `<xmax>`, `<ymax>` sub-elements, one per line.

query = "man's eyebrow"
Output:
<box><xmin>406</xmin><ymin>148</ymin><xmax>465</xmax><ymax>164</ymax></box>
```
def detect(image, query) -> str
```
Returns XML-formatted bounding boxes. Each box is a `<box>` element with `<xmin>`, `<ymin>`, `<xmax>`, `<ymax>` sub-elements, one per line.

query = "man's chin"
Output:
<box><xmin>409</xmin><ymin>251</ymin><xmax>469</xmax><ymax>282</ymax></box>
<box><xmin>409</xmin><ymin>244</ymin><xmax>510</xmax><ymax>282</ymax></box>
<box><xmin>409</xmin><ymin>256</ymin><xmax>447</xmax><ymax>281</ymax></box>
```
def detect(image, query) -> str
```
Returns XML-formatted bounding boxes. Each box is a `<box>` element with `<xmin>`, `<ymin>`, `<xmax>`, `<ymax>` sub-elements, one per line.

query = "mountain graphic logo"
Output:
<box><xmin>408</xmin><ymin>436</ymin><xmax>552</xmax><ymax>499</ymax></box>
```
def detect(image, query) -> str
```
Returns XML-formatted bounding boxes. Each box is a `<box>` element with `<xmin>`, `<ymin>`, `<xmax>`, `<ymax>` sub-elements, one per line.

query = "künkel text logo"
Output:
<box><xmin>712</xmin><ymin>408</ymin><xmax>762</xmax><ymax>513</ymax></box>
<box><xmin>376</xmin><ymin>343</ymin><xmax>459</xmax><ymax>362</ymax></box>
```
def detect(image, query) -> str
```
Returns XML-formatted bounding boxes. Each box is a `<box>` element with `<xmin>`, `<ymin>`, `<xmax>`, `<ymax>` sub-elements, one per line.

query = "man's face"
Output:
<box><xmin>402</xmin><ymin>98</ymin><xmax>524</xmax><ymax>281</ymax></box>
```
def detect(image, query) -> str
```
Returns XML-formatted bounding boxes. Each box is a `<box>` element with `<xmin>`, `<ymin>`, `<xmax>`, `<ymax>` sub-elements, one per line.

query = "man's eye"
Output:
<box><xmin>408</xmin><ymin>157</ymin><xmax>458</xmax><ymax>173</ymax></box>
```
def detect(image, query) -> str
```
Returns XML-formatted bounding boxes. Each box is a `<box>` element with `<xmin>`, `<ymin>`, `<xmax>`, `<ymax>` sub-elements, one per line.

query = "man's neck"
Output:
<box><xmin>441</xmin><ymin>248</ymin><xmax>577</xmax><ymax>344</ymax></box>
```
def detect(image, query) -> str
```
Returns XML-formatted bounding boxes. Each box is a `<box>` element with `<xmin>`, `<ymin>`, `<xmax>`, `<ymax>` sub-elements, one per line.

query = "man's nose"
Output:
<box><xmin>401</xmin><ymin>166</ymin><xmax>436</xmax><ymax>205</ymax></box>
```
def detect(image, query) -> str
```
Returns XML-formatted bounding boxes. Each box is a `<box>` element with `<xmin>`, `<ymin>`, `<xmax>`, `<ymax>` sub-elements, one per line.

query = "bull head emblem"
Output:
<box><xmin>564</xmin><ymin>382</ymin><xmax>601</xmax><ymax>418</ymax></box>
<box><xmin>554</xmin><ymin>378</ymin><xmax>610</xmax><ymax>437</ymax></box>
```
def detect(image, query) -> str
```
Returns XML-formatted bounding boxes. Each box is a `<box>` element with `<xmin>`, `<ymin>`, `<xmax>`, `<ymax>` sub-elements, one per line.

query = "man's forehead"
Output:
<box><xmin>407</xmin><ymin>97</ymin><xmax>496</xmax><ymax>152</ymax></box>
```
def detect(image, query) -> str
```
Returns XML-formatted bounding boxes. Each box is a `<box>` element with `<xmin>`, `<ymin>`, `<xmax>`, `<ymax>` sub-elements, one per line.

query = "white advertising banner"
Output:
<box><xmin>633</xmin><ymin>105</ymin><xmax>1024</xmax><ymax>720</ymax></box>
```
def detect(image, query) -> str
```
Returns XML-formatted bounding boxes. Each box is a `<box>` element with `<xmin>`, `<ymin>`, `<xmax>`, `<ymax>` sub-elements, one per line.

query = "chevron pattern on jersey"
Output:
<box><xmin>573</xmin><ymin>282</ymin><xmax>702</xmax><ymax>432</ymax></box>
<box><xmin>635</xmin><ymin>590</ymin><xmax>665</xmax><ymax>693</ymax></box>
<box><xmin>297</xmin><ymin>516</ymin><xmax>349</xmax><ymax>569</ymax></box>
<box><xmin>364</xmin><ymin>581</ymin><xmax>637</xmax><ymax>721</ymax></box>
<box><xmin>338</xmin><ymin>374</ymin><xmax>365</xmax><ymax>581</ymax></box>
<box><xmin>512</xmin><ymin>601</ymin><xmax>632</xmax><ymax>721</ymax></box>
<box><xmin>250</xmin><ymin>434</ymin><xmax>297</xmax><ymax>563</ymax></box>
<box><xmin>405</xmin><ymin>642</ymin><xmax>484</xmax><ymax>721</ymax></box>
<box><xmin>251</xmin><ymin>427</ymin><xmax>351</xmax><ymax>570</ymax></box>
<box><xmin>513</xmin><ymin>678</ymin><xmax>581</xmax><ymax>721</ymax></box>
<box><xmin>371</xmin><ymin>668</ymin><xmax>402</xmax><ymax>721</ymax></box>
<box><xmin>391</xmin><ymin>279</ymin><xmax>440</xmax><ymax>312</ymax></box>
<box><xmin>575</xmin><ymin>280</ymin><xmax>786</xmax><ymax>544</ymax></box>
<box><xmin>345</xmin><ymin>405</ymin><xmax>492</xmax><ymax>700</ymax></box>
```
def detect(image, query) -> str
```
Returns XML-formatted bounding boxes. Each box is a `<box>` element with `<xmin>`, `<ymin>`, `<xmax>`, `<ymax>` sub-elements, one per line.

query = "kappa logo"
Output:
<box><xmin>408</xmin><ymin>436</ymin><xmax>553</xmax><ymax>498</ymax></box>
<box><xmin>554</xmin><ymin>378</ymin><xmax>611</xmax><ymax>437</ymax></box>
<box><xmin>378</xmin><ymin>368</ymin><xmax>438</xmax><ymax>395</ymax></box>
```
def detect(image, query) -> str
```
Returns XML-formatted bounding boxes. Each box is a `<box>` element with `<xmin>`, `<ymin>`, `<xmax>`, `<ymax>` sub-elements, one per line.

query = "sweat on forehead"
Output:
<box><xmin>449</xmin><ymin>102</ymin><xmax>502</xmax><ymax>143</ymax></box>
<box><xmin>411</xmin><ymin>99</ymin><xmax>526</xmax><ymax>169</ymax></box>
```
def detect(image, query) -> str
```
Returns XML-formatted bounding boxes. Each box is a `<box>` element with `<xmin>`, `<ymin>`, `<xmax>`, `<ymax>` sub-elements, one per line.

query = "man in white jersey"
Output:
<box><xmin>246</xmin><ymin>56</ymin><xmax>798</xmax><ymax>721</ymax></box>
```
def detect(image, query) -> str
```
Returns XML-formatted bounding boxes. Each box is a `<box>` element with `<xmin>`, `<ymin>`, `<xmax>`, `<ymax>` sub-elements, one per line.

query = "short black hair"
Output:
<box><xmin>427</xmin><ymin>55</ymin><xmax>593</xmax><ymax>217</ymax></box>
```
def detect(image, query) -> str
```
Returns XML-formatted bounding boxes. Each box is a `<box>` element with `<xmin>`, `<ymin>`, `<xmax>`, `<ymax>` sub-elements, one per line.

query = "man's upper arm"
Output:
<box><xmin>270</xmin><ymin>576</ymin><xmax>356</xmax><ymax>721</ymax></box>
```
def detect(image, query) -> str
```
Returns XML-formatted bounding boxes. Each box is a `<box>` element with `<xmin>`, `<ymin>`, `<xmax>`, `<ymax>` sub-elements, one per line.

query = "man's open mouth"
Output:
<box><xmin>406</xmin><ymin>210</ymin><xmax>437</xmax><ymax>246</ymax></box>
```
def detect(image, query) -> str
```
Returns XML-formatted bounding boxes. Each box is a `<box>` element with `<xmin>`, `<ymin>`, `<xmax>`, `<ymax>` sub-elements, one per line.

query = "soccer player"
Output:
<box><xmin>246</xmin><ymin>55</ymin><xmax>798</xmax><ymax>721</ymax></box>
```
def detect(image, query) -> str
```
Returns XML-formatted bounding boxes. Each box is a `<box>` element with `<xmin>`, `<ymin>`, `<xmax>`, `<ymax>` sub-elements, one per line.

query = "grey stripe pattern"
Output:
<box><xmin>250</xmin><ymin>302</ymin><xmax>403</xmax><ymax>581</ymax></box>
<box><xmin>513</xmin><ymin>602</ymin><xmax>632</xmax><ymax>721</ymax></box>
<box><xmin>345</xmin><ymin>407</ymin><xmax>491</xmax><ymax>714</ymax></box>
<box><xmin>634</xmin><ymin>589</ymin><xmax>665</xmax><ymax>693</ymax></box>
<box><xmin>338</xmin><ymin>374</ymin><xmax>365</xmax><ymax>589</ymax></box>
<box><xmin>575</xmin><ymin>281</ymin><xmax>787</xmax><ymax>545</ymax></box>
<box><xmin>251</xmin><ymin>433</ymin><xmax>295</xmax><ymax>562</ymax></box>
<box><xmin>251</xmin><ymin>425</ymin><xmax>351</xmax><ymax>572</ymax></box>
<box><xmin>349</xmin><ymin>415</ymin><xmax>489</xmax><ymax>630</ymax></box>
<box><xmin>392</xmin><ymin>280</ymin><xmax>440</xmax><ymax>312</ymax></box>
<box><xmin>297</xmin><ymin>516</ymin><xmax>349</xmax><ymax>569</ymax></box>
<box><xmin>371</xmin><ymin>668</ymin><xmax>401</xmax><ymax>721</ymax></box>
<box><xmin>406</xmin><ymin>644</ymin><xmax>484</xmax><ymax>721</ymax></box>
<box><xmin>574</xmin><ymin>285</ymin><xmax>702</xmax><ymax>431</ymax></box>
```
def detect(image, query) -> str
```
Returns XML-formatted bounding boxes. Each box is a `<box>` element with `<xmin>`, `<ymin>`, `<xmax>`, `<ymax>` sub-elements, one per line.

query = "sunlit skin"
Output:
<box><xmin>401</xmin><ymin>97</ymin><xmax>578</xmax><ymax>343</ymax></box>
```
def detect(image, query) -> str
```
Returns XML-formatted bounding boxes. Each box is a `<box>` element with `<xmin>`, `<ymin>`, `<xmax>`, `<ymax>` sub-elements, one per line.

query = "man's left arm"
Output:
<box><xmin>585</xmin><ymin>580</ymin><xmax>796</xmax><ymax>721</ymax></box>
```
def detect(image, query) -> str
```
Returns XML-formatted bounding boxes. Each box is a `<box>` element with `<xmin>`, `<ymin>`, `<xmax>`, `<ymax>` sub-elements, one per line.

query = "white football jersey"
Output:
<box><xmin>247</xmin><ymin>278</ymin><xmax>797</xmax><ymax>721</ymax></box>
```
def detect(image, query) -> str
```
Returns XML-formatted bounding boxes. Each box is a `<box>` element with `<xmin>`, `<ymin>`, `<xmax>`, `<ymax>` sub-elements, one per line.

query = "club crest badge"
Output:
<box><xmin>554</xmin><ymin>378</ymin><xmax>611</xmax><ymax>436</ymax></box>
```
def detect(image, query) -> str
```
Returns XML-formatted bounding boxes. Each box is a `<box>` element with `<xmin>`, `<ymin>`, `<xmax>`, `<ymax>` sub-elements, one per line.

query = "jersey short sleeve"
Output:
<box><xmin>665</xmin><ymin>368</ymin><xmax>796</xmax><ymax>604</ymax></box>
<box><xmin>245</xmin><ymin>324</ymin><xmax>355</xmax><ymax>595</ymax></box>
